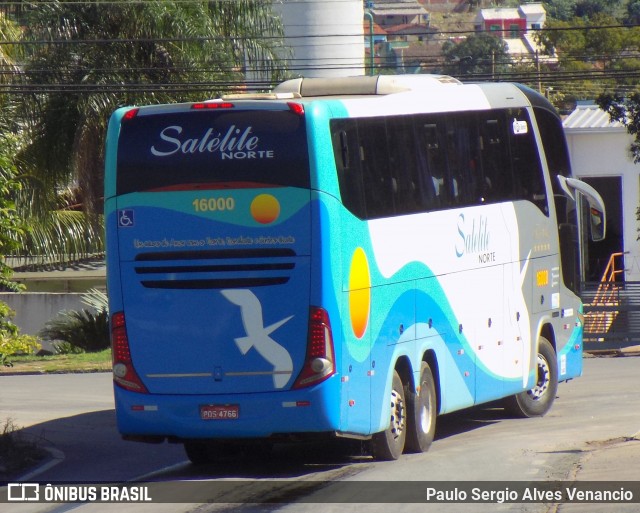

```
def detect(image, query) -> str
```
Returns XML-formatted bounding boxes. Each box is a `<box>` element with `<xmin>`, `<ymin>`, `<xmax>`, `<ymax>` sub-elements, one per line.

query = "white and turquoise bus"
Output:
<box><xmin>105</xmin><ymin>75</ymin><xmax>605</xmax><ymax>462</ymax></box>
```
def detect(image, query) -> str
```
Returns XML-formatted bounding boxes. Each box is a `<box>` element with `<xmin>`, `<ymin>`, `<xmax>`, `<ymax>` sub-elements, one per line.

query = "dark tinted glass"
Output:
<box><xmin>331</xmin><ymin>109</ymin><xmax>547</xmax><ymax>219</ymax></box>
<box><xmin>117</xmin><ymin>109</ymin><xmax>310</xmax><ymax>194</ymax></box>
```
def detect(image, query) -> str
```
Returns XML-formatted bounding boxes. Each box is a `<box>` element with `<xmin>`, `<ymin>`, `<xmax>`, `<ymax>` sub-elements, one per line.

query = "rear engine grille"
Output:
<box><xmin>134</xmin><ymin>249</ymin><xmax>297</xmax><ymax>289</ymax></box>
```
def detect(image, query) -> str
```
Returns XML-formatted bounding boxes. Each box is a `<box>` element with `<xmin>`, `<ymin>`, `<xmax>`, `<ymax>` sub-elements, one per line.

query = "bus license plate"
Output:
<box><xmin>200</xmin><ymin>404</ymin><xmax>239</xmax><ymax>420</ymax></box>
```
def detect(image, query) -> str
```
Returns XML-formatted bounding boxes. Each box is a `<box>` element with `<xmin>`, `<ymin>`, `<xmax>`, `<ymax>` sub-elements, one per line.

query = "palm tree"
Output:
<box><xmin>11</xmin><ymin>0</ymin><xmax>287</xmax><ymax>266</ymax></box>
<box><xmin>0</xmin><ymin>12</ymin><xmax>28</xmax><ymax>287</ymax></box>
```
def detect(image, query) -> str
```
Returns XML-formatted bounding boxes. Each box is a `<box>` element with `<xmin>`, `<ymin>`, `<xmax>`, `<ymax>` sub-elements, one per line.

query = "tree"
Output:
<box><xmin>11</xmin><ymin>0</ymin><xmax>287</xmax><ymax>264</ymax></box>
<box><xmin>0</xmin><ymin>135</ymin><xmax>27</xmax><ymax>291</ymax></box>
<box><xmin>597</xmin><ymin>92</ymin><xmax>640</xmax><ymax>163</ymax></box>
<box><xmin>0</xmin><ymin>12</ymin><xmax>28</xmax><ymax>284</ymax></box>
<box><xmin>442</xmin><ymin>33</ymin><xmax>512</xmax><ymax>79</ymax></box>
<box><xmin>626</xmin><ymin>0</ymin><xmax>640</xmax><ymax>25</ymax></box>
<box><xmin>544</xmin><ymin>0</ymin><xmax>579</xmax><ymax>21</ymax></box>
<box><xmin>535</xmin><ymin>14</ymin><xmax>640</xmax><ymax>106</ymax></box>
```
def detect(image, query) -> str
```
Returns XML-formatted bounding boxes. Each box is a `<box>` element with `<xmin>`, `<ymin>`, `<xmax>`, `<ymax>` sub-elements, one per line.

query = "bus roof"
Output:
<box><xmin>117</xmin><ymin>75</ymin><xmax>555</xmax><ymax>120</ymax></box>
<box><xmin>273</xmin><ymin>74</ymin><xmax>462</xmax><ymax>97</ymax></box>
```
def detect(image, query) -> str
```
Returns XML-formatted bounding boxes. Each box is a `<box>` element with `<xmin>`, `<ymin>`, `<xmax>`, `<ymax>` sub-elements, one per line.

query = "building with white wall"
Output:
<box><xmin>563</xmin><ymin>103</ymin><xmax>639</xmax><ymax>282</ymax></box>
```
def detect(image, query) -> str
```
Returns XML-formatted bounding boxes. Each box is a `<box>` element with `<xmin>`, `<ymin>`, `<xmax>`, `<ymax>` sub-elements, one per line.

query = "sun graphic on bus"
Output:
<box><xmin>250</xmin><ymin>194</ymin><xmax>280</xmax><ymax>224</ymax></box>
<box><xmin>349</xmin><ymin>247</ymin><xmax>371</xmax><ymax>339</ymax></box>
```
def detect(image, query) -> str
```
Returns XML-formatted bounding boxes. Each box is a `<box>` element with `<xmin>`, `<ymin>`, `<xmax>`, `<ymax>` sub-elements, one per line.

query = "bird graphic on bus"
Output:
<box><xmin>221</xmin><ymin>289</ymin><xmax>293</xmax><ymax>388</ymax></box>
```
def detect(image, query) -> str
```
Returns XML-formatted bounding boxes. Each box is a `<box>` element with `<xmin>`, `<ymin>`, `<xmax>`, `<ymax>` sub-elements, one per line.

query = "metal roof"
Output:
<box><xmin>369</xmin><ymin>0</ymin><xmax>427</xmax><ymax>16</ymax></box>
<box><xmin>519</xmin><ymin>3</ymin><xmax>546</xmax><ymax>15</ymax></box>
<box><xmin>562</xmin><ymin>104</ymin><xmax>626</xmax><ymax>131</ymax></box>
<box><xmin>477</xmin><ymin>8</ymin><xmax>520</xmax><ymax>21</ymax></box>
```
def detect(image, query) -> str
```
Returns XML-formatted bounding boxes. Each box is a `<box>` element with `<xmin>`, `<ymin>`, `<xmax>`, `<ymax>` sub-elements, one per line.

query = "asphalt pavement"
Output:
<box><xmin>3</xmin><ymin>348</ymin><xmax>640</xmax><ymax>511</ymax></box>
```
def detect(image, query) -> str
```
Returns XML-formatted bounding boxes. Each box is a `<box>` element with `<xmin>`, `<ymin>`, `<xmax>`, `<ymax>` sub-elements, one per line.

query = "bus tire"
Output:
<box><xmin>184</xmin><ymin>441</ymin><xmax>212</xmax><ymax>465</ymax></box>
<box><xmin>404</xmin><ymin>361</ymin><xmax>437</xmax><ymax>453</ymax></box>
<box><xmin>371</xmin><ymin>370</ymin><xmax>407</xmax><ymax>461</ymax></box>
<box><xmin>504</xmin><ymin>336</ymin><xmax>558</xmax><ymax>418</ymax></box>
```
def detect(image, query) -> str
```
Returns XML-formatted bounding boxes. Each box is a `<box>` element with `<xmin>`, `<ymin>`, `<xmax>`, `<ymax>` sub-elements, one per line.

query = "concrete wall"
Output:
<box><xmin>0</xmin><ymin>292</ymin><xmax>91</xmax><ymax>352</ymax></box>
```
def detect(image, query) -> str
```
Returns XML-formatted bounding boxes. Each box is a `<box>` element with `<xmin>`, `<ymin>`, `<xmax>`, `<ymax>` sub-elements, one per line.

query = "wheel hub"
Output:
<box><xmin>528</xmin><ymin>353</ymin><xmax>550</xmax><ymax>401</ymax></box>
<box><xmin>390</xmin><ymin>389</ymin><xmax>405</xmax><ymax>439</ymax></box>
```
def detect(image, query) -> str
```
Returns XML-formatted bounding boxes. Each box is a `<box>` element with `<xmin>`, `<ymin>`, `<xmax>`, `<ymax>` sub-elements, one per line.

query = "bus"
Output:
<box><xmin>104</xmin><ymin>75</ymin><xmax>606</xmax><ymax>462</ymax></box>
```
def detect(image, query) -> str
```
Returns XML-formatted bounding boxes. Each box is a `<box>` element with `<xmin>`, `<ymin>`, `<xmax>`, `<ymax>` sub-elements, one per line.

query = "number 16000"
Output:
<box><xmin>192</xmin><ymin>197</ymin><xmax>235</xmax><ymax>212</ymax></box>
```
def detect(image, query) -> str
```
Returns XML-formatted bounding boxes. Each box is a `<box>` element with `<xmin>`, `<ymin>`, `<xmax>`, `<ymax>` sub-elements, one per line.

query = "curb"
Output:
<box><xmin>12</xmin><ymin>446</ymin><xmax>65</xmax><ymax>483</ymax></box>
<box><xmin>0</xmin><ymin>369</ymin><xmax>112</xmax><ymax>378</ymax></box>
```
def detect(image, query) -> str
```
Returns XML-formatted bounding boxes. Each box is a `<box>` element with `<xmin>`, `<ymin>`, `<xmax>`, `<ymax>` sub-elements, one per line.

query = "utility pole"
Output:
<box><xmin>364</xmin><ymin>5</ymin><xmax>375</xmax><ymax>76</ymax></box>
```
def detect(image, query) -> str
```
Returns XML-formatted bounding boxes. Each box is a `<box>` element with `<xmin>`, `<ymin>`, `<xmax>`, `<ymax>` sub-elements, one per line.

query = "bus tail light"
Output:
<box><xmin>111</xmin><ymin>312</ymin><xmax>148</xmax><ymax>394</ymax></box>
<box><xmin>122</xmin><ymin>108</ymin><xmax>139</xmax><ymax>121</ymax></box>
<box><xmin>293</xmin><ymin>307</ymin><xmax>336</xmax><ymax>389</ymax></box>
<box><xmin>191</xmin><ymin>101</ymin><xmax>234</xmax><ymax>110</ymax></box>
<box><xmin>287</xmin><ymin>102</ymin><xmax>305</xmax><ymax>116</ymax></box>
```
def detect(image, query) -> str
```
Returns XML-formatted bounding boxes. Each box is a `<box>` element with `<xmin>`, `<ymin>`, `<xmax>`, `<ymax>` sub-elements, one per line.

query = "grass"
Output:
<box><xmin>1</xmin><ymin>349</ymin><xmax>112</xmax><ymax>374</ymax></box>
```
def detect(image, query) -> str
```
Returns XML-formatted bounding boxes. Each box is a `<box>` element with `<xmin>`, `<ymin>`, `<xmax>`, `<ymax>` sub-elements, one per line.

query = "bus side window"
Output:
<box><xmin>479</xmin><ymin>116</ymin><xmax>514</xmax><ymax>203</ymax></box>
<box><xmin>331</xmin><ymin>120</ymin><xmax>367</xmax><ymax>219</ymax></box>
<box><xmin>387</xmin><ymin>116</ymin><xmax>425</xmax><ymax>214</ymax></box>
<box><xmin>445</xmin><ymin>120</ymin><xmax>475</xmax><ymax>206</ymax></box>
<box><xmin>417</xmin><ymin>121</ymin><xmax>444</xmax><ymax>210</ymax></box>
<box><xmin>510</xmin><ymin>110</ymin><xmax>549</xmax><ymax>215</ymax></box>
<box><xmin>359</xmin><ymin>118</ymin><xmax>395</xmax><ymax>218</ymax></box>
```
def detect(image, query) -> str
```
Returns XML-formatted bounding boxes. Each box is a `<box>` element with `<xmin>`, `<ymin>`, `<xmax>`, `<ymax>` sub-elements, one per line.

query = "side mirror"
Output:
<box><xmin>557</xmin><ymin>176</ymin><xmax>606</xmax><ymax>241</ymax></box>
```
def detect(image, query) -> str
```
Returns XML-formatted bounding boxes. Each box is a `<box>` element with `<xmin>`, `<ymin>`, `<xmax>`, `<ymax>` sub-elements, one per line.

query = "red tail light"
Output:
<box><xmin>191</xmin><ymin>102</ymin><xmax>234</xmax><ymax>110</ymax></box>
<box><xmin>293</xmin><ymin>307</ymin><xmax>336</xmax><ymax>389</ymax></box>
<box><xmin>122</xmin><ymin>108</ymin><xmax>139</xmax><ymax>121</ymax></box>
<box><xmin>287</xmin><ymin>102</ymin><xmax>305</xmax><ymax>116</ymax></box>
<box><xmin>111</xmin><ymin>312</ymin><xmax>148</xmax><ymax>393</ymax></box>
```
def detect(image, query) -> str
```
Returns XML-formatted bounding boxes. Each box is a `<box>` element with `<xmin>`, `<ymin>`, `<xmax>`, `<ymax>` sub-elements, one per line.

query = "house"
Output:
<box><xmin>475</xmin><ymin>3</ymin><xmax>545</xmax><ymax>35</ymax></box>
<box><xmin>474</xmin><ymin>3</ymin><xmax>551</xmax><ymax>61</ymax></box>
<box><xmin>368</xmin><ymin>0</ymin><xmax>430</xmax><ymax>30</ymax></box>
<box><xmin>562</xmin><ymin>103</ymin><xmax>634</xmax><ymax>282</ymax></box>
<box><xmin>475</xmin><ymin>7</ymin><xmax>526</xmax><ymax>37</ymax></box>
<box><xmin>519</xmin><ymin>3</ymin><xmax>546</xmax><ymax>30</ymax></box>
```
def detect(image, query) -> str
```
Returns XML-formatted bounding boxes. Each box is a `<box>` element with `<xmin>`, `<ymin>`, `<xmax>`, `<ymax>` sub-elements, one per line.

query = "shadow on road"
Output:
<box><xmin>435</xmin><ymin>404</ymin><xmax>508</xmax><ymax>441</ymax></box>
<box><xmin>9</xmin><ymin>405</ymin><xmax>511</xmax><ymax>483</ymax></box>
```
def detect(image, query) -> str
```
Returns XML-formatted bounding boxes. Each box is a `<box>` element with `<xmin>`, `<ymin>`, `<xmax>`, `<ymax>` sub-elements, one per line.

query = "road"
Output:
<box><xmin>1</xmin><ymin>354</ymin><xmax>639</xmax><ymax>512</ymax></box>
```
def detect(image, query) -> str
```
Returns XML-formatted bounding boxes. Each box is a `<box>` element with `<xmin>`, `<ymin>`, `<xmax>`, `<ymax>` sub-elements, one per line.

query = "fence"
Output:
<box><xmin>582</xmin><ymin>252</ymin><xmax>640</xmax><ymax>351</ymax></box>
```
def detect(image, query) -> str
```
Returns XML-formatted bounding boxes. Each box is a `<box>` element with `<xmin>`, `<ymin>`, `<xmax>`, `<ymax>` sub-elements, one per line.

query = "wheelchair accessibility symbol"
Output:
<box><xmin>118</xmin><ymin>209</ymin><xmax>134</xmax><ymax>227</ymax></box>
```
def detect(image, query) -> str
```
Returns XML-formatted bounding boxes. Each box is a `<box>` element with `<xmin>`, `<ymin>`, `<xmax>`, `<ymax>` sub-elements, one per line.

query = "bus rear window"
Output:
<box><xmin>116</xmin><ymin>109</ymin><xmax>310</xmax><ymax>194</ymax></box>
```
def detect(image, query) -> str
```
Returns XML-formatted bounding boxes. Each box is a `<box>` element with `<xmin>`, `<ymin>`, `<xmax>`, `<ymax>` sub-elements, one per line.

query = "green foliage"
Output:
<box><xmin>0</xmin><ymin>302</ymin><xmax>41</xmax><ymax>367</ymax></box>
<box><xmin>39</xmin><ymin>288</ymin><xmax>109</xmax><ymax>353</ymax></box>
<box><xmin>52</xmin><ymin>341</ymin><xmax>85</xmax><ymax>355</ymax></box>
<box><xmin>0</xmin><ymin>132</ymin><xmax>27</xmax><ymax>292</ymax></box>
<box><xmin>597</xmin><ymin>92</ymin><xmax>640</xmax><ymax>163</ymax></box>
<box><xmin>535</xmin><ymin>10</ymin><xmax>640</xmax><ymax>104</ymax></box>
<box><xmin>442</xmin><ymin>33</ymin><xmax>512</xmax><ymax>78</ymax></box>
<box><xmin>17</xmin><ymin>0</ymin><xmax>287</xmax><ymax>220</ymax></box>
<box><xmin>544</xmin><ymin>0</ymin><xmax>625</xmax><ymax>20</ymax></box>
<box><xmin>627</xmin><ymin>0</ymin><xmax>640</xmax><ymax>24</ymax></box>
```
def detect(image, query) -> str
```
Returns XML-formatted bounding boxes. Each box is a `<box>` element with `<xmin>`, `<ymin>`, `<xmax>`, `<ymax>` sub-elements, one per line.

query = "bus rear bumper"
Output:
<box><xmin>113</xmin><ymin>380</ymin><xmax>340</xmax><ymax>441</ymax></box>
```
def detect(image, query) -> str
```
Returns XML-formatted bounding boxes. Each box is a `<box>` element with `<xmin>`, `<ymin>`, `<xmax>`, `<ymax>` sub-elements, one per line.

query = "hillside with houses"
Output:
<box><xmin>365</xmin><ymin>0</ymin><xmax>551</xmax><ymax>74</ymax></box>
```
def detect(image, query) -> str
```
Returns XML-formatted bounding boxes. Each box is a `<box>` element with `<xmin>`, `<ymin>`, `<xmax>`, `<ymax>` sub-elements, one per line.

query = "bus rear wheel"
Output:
<box><xmin>371</xmin><ymin>370</ymin><xmax>407</xmax><ymax>461</ymax></box>
<box><xmin>405</xmin><ymin>361</ymin><xmax>436</xmax><ymax>453</ymax></box>
<box><xmin>504</xmin><ymin>336</ymin><xmax>558</xmax><ymax>418</ymax></box>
